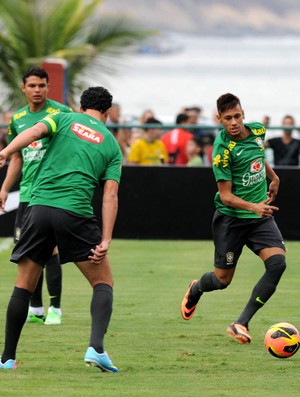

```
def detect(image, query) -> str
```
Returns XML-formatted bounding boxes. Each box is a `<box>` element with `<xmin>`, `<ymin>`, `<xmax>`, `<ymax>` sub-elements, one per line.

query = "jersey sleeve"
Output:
<box><xmin>212</xmin><ymin>142</ymin><xmax>233</xmax><ymax>182</ymax></box>
<box><xmin>39</xmin><ymin>112</ymin><xmax>61</xmax><ymax>135</ymax></box>
<box><xmin>102</xmin><ymin>145</ymin><xmax>123</xmax><ymax>183</ymax></box>
<box><xmin>62</xmin><ymin>105</ymin><xmax>73</xmax><ymax>113</ymax></box>
<box><xmin>7</xmin><ymin>119</ymin><xmax>17</xmax><ymax>144</ymax></box>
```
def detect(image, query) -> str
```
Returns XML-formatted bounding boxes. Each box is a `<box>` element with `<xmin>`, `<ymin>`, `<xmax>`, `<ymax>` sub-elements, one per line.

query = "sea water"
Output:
<box><xmin>100</xmin><ymin>33</ymin><xmax>300</xmax><ymax>126</ymax></box>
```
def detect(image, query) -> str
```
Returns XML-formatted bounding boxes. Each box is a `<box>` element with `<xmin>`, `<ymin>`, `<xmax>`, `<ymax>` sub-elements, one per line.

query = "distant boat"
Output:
<box><xmin>136</xmin><ymin>37</ymin><xmax>183</xmax><ymax>55</ymax></box>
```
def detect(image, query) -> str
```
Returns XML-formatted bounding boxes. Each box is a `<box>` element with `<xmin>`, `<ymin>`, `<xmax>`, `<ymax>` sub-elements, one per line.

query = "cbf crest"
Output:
<box><xmin>226</xmin><ymin>252</ymin><xmax>234</xmax><ymax>265</ymax></box>
<box><xmin>255</xmin><ymin>137</ymin><xmax>264</xmax><ymax>151</ymax></box>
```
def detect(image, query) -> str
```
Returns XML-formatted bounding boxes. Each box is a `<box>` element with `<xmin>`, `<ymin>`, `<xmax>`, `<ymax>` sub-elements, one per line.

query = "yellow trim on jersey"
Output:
<box><xmin>43</xmin><ymin>116</ymin><xmax>57</xmax><ymax>133</ymax></box>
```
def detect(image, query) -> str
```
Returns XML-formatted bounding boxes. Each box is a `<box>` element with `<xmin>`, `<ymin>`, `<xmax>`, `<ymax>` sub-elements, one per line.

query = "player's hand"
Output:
<box><xmin>88</xmin><ymin>240</ymin><xmax>110</xmax><ymax>264</ymax></box>
<box><xmin>0</xmin><ymin>150</ymin><xmax>8</xmax><ymax>169</ymax></box>
<box><xmin>267</xmin><ymin>178</ymin><xmax>280</xmax><ymax>203</ymax></box>
<box><xmin>253</xmin><ymin>199</ymin><xmax>279</xmax><ymax>217</ymax></box>
<box><xmin>0</xmin><ymin>189</ymin><xmax>8</xmax><ymax>212</ymax></box>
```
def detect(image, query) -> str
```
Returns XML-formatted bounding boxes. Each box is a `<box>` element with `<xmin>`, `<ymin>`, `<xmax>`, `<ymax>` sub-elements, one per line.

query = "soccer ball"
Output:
<box><xmin>264</xmin><ymin>322</ymin><xmax>300</xmax><ymax>359</ymax></box>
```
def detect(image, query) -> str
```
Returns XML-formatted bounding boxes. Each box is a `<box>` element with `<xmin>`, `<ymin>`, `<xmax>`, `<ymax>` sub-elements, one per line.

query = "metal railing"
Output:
<box><xmin>0</xmin><ymin>123</ymin><xmax>299</xmax><ymax>130</ymax></box>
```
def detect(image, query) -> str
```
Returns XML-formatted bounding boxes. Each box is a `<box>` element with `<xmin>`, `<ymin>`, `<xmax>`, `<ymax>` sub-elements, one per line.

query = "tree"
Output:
<box><xmin>0</xmin><ymin>0</ymin><xmax>154</xmax><ymax>109</ymax></box>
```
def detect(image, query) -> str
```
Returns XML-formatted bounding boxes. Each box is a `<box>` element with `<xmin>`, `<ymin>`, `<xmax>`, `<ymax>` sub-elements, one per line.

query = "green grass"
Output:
<box><xmin>0</xmin><ymin>238</ymin><xmax>300</xmax><ymax>396</ymax></box>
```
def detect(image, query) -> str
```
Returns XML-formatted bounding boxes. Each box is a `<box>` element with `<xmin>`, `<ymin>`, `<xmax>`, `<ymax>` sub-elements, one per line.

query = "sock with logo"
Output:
<box><xmin>45</xmin><ymin>254</ymin><xmax>62</xmax><ymax>308</ymax></box>
<box><xmin>236</xmin><ymin>255</ymin><xmax>286</xmax><ymax>327</ymax></box>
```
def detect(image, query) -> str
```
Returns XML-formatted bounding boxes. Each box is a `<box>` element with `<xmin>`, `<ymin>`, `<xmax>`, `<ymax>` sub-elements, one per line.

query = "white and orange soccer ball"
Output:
<box><xmin>264</xmin><ymin>322</ymin><xmax>300</xmax><ymax>359</ymax></box>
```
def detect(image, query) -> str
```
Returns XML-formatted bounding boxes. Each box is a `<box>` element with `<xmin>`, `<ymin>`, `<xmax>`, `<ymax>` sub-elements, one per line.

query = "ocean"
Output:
<box><xmin>101</xmin><ymin>33</ymin><xmax>300</xmax><ymax>126</ymax></box>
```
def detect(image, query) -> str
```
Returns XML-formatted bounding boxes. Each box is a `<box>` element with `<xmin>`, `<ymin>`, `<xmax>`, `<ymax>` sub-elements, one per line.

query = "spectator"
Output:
<box><xmin>0</xmin><ymin>111</ymin><xmax>12</xmax><ymax>150</ymax></box>
<box><xmin>139</xmin><ymin>109</ymin><xmax>155</xmax><ymax>125</ymax></box>
<box><xmin>106</xmin><ymin>102</ymin><xmax>121</xmax><ymax>135</ymax></box>
<box><xmin>107</xmin><ymin>102</ymin><xmax>127</xmax><ymax>158</ymax></box>
<box><xmin>184</xmin><ymin>106</ymin><xmax>215</xmax><ymax>162</ymax></box>
<box><xmin>123</xmin><ymin>128</ymin><xmax>143</xmax><ymax>164</ymax></box>
<box><xmin>262</xmin><ymin>115</ymin><xmax>271</xmax><ymax>127</ymax></box>
<box><xmin>132</xmin><ymin>109</ymin><xmax>157</xmax><ymax>139</ymax></box>
<box><xmin>265</xmin><ymin>115</ymin><xmax>300</xmax><ymax>166</ymax></box>
<box><xmin>127</xmin><ymin>117</ymin><xmax>168</xmax><ymax>165</ymax></box>
<box><xmin>186</xmin><ymin>137</ymin><xmax>203</xmax><ymax>167</ymax></box>
<box><xmin>184</xmin><ymin>106</ymin><xmax>201</xmax><ymax>125</ymax></box>
<box><xmin>161</xmin><ymin>113</ymin><xmax>193</xmax><ymax>165</ymax></box>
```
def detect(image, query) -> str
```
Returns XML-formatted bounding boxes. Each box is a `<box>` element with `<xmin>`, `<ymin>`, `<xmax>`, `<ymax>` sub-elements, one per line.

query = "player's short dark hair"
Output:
<box><xmin>23</xmin><ymin>67</ymin><xmax>49</xmax><ymax>84</ymax></box>
<box><xmin>80</xmin><ymin>86</ymin><xmax>113</xmax><ymax>113</ymax></box>
<box><xmin>217</xmin><ymin>93</ymin><xmax>241</xmax><ymax>115</ymax></box>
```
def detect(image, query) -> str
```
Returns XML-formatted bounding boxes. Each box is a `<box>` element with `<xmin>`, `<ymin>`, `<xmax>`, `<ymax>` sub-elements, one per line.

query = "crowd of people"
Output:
<box><xmin>2</xmin><ymin>103</ymin><xmax>300</xmax><ymax>167</ymax></box>
<box><xmin>105</xmin><ymin>106</ymin><xmax>300</xmax><ymax>167</ymax></box>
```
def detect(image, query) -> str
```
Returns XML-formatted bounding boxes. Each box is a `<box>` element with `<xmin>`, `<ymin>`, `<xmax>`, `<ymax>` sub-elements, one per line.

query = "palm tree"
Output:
<box><xmin>0</xmin><ymin>0</ymin><xmax>154</xmax><ymax>109</ymax></box>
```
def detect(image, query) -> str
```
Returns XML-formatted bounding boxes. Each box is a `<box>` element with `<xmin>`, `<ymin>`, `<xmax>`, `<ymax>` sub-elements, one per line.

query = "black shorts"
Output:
<box><xmin>212</xmin><ymin>210</ymin><xmax>285</xmax><ymax>269</ymax></box>
<box><xmin>14</xmin><ymin>202</ymin><xmax>30</xmax><ymax>243</ymax></box>
<box><xmin>11</xmin><ymin>205</ymin><xmax>102</xmax><ymax>266</ymax></box>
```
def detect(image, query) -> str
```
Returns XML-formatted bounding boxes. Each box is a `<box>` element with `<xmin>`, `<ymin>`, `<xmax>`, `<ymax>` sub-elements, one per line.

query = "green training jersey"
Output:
<box><xmin>8</xmin><ymin>99</ymin><xmax>72</xmax><ymax>202</ymax></box>
<box><xmin>212</xmin><ymin>122</ymin><xmax>267</xmax><ymax>219</ymax></box>
<box><xmin>29</xmin><ymin>112</ymin><xmax>122</xmax><ymax>216</ymax></box>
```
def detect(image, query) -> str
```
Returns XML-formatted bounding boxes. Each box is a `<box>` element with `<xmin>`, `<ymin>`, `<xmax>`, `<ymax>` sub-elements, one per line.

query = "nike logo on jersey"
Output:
<box><xmin>236</xmin><ymin>149</ymin><xmax>244</xmax><ymax>156</ymax></box>
<box><xmin>19</xmin><ymin>124</ymin><xmax>26</xmax><ymax>128</ymax></box>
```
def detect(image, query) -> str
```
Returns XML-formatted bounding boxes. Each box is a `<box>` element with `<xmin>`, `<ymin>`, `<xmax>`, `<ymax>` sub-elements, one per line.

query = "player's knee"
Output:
<box><xmin>264</xmin><ymin>254</ymin><xmax>286</xmax><ymax>283</ymax></box>
<box><xmin>212</xmin><ymin>273</ymin><xmax>228</xmax><ymax>289</ymax></box>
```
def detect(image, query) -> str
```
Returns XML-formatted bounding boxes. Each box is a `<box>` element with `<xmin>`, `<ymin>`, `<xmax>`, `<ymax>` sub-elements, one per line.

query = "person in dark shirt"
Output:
<box><xmin>265</xmin><ymin>115</ymin><xmax>300</xmax><ymax>166</ymax></box>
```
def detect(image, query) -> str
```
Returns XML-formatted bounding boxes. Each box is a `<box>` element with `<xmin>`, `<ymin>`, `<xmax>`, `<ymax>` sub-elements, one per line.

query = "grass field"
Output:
<box><xmin>0</xmin><ymin>238</ymin><xmax>299</xmax><ymax>397</ymax></box>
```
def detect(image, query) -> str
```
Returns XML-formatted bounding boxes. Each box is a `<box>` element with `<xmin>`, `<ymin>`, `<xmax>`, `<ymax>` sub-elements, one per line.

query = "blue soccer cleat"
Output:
<box><xmin>84</xmin><ymin>347</ymin><xmax>119</xmax><ymax>373</ymax></box>
<box><xmin>0</xmin><ymin>357</ymin><xmax>17</xmax><ymax>370</ymax></box>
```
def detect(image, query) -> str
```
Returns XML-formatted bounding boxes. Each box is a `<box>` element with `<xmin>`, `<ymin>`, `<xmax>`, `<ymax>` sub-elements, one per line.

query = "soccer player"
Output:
<box><xmin>0</xmin><ymin>67</ymin><xmax>72</xmax><ymax>325</ymax></box>
<box><xmin>0</xmin><ymin>86</ymin><xmax>122</xmax><ymax>372</ymax></box>
<box><xmin>181</xmin><ymin>93</ymin><xmax>286</xmax><ymax>344</ymax></box>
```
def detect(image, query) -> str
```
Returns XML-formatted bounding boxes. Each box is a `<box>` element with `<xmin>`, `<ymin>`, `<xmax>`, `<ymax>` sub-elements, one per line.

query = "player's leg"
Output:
<box><xmin>229</xmin><ymin>218</ymin><xmax>286</xmax><ymax>343</ymax></box>
<box><xmin>54</xmin><ymin>208</ymin><xmax>119</xmax><ymax>372</ymax></box>
<box><xmin>75</xmin><ymin>257</ymin><xmax>118</xmax><ymax>372</ymax></box>
<box><xmin>44</xmin><ymin>247</ymin><xmax>62</xmax><ymax>325</ymax></box>
<box><xmin>235</xmin><ymin>247</ymin><xmax>286</xmax><ymax>327</ymax></box>
<box><xmin>181</xmin><ymin>210</ymin><xmax>243</xmax><ymax>321</ymax></box>
<box><xmin>0</xmin><ymin>257</ymin><xmax>43</xmax><ymax>365</ymax></box>
<box><xmin>14</xmin><ymin>203</ymin><xmax>46</xmax><ymax>323</ymax></box>
<box><xmin>0</xmin><ymin>205</ymin><xmax>56</xmax><ymax>368</ymax></box>
<box><xmin>181</xmin><ymin>268</ymin><xmax>233</xmax><ymax>321</ymax></box>
<box><xmin>75</xmin><ymin>255</ymin><xmax>113</xmax><ymax>353</ymax></box>
<box><xmin>27</xmin><ymin>272</ymin><xmax>45</xmax><ymax>323</ymax></box>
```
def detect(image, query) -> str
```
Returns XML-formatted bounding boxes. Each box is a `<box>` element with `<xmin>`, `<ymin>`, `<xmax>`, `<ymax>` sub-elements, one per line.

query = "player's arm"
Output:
<box><xmin>0</xmin><ymin>152</ymin><xmax>23</xmax><ymax>211</ymax></box>
<box><xmin>88</xmin><ymin>179</ymin><xmax>119</xmax><ymax>264</ymax></box>
<box><xmin>265</xmin><ymin>161</ymin><xmax>280</xmax><ymax>203</ymax></box>
<box><xmin>0</xmin><ymin>122</ymin><xmax>48</xmax><ymax>168</ymax></box>
<box><xmin>218</xmin><ymin>180</ymin><xmax>278</xmax><ymax>217</ymax></box>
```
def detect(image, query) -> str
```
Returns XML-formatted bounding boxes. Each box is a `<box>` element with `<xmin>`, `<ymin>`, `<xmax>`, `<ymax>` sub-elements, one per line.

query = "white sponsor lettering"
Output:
<box><xmin>242</xmin><ymin>167</ymin><xmax>266</xmax><ymax>186</ymax></box>
<box><xmin>22</xmin><ymin>148</ymin><xmax>46</xmax><ymax>162</ymax></box>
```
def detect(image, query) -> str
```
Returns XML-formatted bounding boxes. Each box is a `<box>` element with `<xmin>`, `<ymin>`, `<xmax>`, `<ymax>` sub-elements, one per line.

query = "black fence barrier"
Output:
<box><xmin>96</xmin><ymin>166</ymin><xmax>300</xmax><ymax>240</ymax></box>
<box><xmin>93</xmin><ymin>166</ymin><xmax>216</xmax><ymax>240</ymax></box>
<box><xmin>1</xmin><ymin>165</ymin><xmax>300</xmax><ymax>240</ymax></box>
